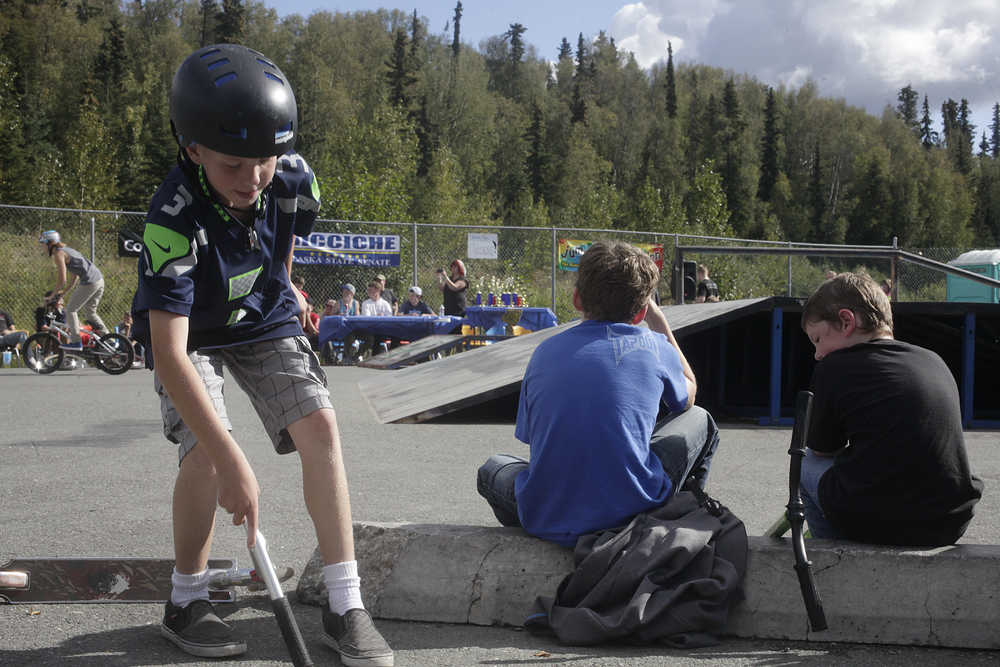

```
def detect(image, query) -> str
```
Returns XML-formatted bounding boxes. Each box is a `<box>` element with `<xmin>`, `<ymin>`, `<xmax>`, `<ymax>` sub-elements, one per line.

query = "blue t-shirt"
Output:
<box><xmin>513</xmin><ymin>319</ymin><xmax>689</xmax><ymax>546</ymax></box>
<box><xmin>132</xmin><ymin>152</ymin><xmax>320</xmax><ymax>367</ymax></box>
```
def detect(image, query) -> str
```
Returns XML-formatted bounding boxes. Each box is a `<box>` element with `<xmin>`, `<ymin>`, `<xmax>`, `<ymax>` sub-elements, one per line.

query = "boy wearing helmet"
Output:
<box><xmin>131</xmin><ymin>44</ymin><xmax>392</xmax><ymax>666</ymax></box>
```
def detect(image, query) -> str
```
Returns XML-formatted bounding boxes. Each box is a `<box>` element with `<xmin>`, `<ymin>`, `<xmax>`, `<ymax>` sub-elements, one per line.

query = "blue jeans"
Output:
<box><xmin>799</xmin><ymin>449</ymin><xmax>842</xmax><ymax>539</ymax></box>
<box><xmin>477</xmin><ymin>406</ymin><xmax>720</xmax><ymax>528</ymax></box>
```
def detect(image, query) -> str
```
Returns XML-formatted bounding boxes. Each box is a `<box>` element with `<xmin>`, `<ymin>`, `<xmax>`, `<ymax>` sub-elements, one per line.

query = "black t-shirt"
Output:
<box><xmin>399</xmin><ymin>299</ymin><xmax>432</xmax><ymax>315</ymax></box>
<box><xmin>442</xmin><ymin>275</ymin><xmax>468</xmax><ymax>316</ymax></box>
<box><xmin>810</xmin><ymin>339</ymin><xmax>983</xmax><ymax>546</ymax></box>
<box><xmin>0</xmin><ymin>310</ymin><xmax>12</xmax><ymax>331</ymax></box>
<box><xmin>696</xmin><ymin>279</ymin><xmax>719</xmax><ymax>302</ymax></box>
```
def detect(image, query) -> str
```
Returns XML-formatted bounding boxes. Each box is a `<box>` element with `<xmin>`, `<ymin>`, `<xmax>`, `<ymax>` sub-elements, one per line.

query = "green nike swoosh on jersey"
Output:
<box><xmin>144</xmin><ymin>223</ymin><xmax>191</xmax><ymax>273</ymax></box>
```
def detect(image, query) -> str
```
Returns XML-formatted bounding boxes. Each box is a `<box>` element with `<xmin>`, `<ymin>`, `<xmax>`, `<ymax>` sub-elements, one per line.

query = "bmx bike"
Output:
<box><xmin>22</xmin><ymin>313</ymin><xmax>134</xmax><ymax>375</ymax></box>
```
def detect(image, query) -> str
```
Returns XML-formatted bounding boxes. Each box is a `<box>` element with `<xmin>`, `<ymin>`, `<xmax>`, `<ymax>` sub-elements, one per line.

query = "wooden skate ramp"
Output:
<box><xmin>358</xmin><ymin>334</ymin><xmax>467</xmax><ymax>370</ymax></box>
<box><xmin>359</xmin><ymin>297</ymin><xmax>771</xmax><ymax>424</ymax></box>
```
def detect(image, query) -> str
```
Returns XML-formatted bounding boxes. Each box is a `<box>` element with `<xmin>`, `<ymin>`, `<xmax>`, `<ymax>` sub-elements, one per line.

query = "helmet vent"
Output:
<box><xmin>206</xmin><ymin>57</ymin><xmax>230</xmax><ymax>70</ymax></box>
<box><xmin>199</xmin><ymin>48</ymin><xmax>222</xmax><ymax>59</ymax></box>
<box><xmin>256</xmin><ymin>57</ymin><xmax>276</xmax><ymax>68</ymax></box>
<box><xmin>214</xmin><ymin>72</ymin><xmax>237</xmax><ymax>86</ymax></box>
<box><xmin>264</xmin><ymin>72</ymin><xmax>284</xmax><ymax>85</ymax></box>
<box><xmin>220</xmin><ymin>125</ymin><xmax>247</xmax><ymax>139</ymax></box>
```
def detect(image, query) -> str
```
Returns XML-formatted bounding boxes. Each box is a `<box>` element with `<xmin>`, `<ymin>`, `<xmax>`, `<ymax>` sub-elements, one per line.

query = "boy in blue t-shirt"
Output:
<box><xmin>477</xmin><ymin>241</ymin><xmax>720</xmax><ymax>547</ymax></box>
<box><xmin>131</xmin><ymin>44</ymin><xmax>392</xmax><ymax>666</ymax></box>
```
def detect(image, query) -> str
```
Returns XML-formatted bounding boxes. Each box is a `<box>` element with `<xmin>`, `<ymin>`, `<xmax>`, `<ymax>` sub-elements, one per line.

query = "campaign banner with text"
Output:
<box><xmin>558</xmin><ymin>239</ymin><xmax>663</xmax><ymax>271</ymax></box>
<box><xmin>293</xmin><ymin>232</ymin><xmax>401</xmax><ymax>267</ymax></box>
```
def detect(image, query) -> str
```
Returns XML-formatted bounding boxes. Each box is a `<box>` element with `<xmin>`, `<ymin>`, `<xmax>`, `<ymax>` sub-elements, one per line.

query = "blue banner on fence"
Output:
<box><xmin>293</xmin><ymin>233</ymin><xmax>401</xmax><ymax>267</ymax></box>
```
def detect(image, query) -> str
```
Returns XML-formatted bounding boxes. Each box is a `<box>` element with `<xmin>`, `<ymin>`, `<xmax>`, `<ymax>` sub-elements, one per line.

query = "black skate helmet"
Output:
<box><xmin>170</xmin><ymin>43</ymin><xmax>297</xmax><ymax>158</ymax></box>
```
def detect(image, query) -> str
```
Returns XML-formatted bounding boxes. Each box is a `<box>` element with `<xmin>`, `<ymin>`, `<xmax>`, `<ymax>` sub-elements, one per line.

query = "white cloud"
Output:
<box><xmin>609</xmin><ymin>0</ymin><xmax>1000</xmax><ymax>129</ymax></box>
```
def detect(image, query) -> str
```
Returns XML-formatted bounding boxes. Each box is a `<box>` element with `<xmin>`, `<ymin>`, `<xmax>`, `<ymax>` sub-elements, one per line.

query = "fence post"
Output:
<box><xmin>90</xmin><ymin>216</ymin><xmax>96</xmax><ymax>262</ymax></box>
<box><xmin>412</xmin><ymin>222</ymin><xmax>418</xmax><ymax>288</ymax></box>
<box><xmin>551</xmin><ymin>227</ymin><xmax>557</xmax><ymax>311</ymax></box>
<box><xmin>787</xmin><ymin>241</ymin><xmax>792</xmax><ymax>296</ymax></box>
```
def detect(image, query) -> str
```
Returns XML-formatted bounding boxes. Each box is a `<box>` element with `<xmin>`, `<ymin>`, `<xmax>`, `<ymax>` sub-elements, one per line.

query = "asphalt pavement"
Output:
<box><xmin>1</xmin><ymin>365</ymin><xmax>997</xmax><ymax>666</ymax></box>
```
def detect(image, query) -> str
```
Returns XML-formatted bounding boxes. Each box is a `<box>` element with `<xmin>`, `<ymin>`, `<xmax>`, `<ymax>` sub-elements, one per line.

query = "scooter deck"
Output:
<box><xmin>0</xmin><ymin>558</ymin><xmax>248</xmax><ymax>604</ymax></box>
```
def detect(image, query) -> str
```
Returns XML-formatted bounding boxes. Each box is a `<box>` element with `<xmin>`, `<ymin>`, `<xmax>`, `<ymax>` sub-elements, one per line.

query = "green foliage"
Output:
<box><xmin>0</xmin><ymin>0</ymin><xmax>994</xmax><ymax>277</ymax></box>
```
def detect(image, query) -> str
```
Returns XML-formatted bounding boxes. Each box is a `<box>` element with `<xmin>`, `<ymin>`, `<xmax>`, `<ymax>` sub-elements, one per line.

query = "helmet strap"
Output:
<box><xmin>197</xmin><ymin>165</ymin><xmax>265</xmax><ymax>252</ymax></box>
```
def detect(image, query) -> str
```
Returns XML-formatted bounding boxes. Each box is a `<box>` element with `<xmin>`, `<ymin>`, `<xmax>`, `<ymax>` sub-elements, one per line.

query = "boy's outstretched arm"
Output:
<box><xmin>149</xmin><ymin>309</ymin><xmax>260</xmax><ymax>547</ymax></box>
<box><xmin>643</xmin><ymin>296</ymin><xmax>697</xmax><ymax>409</ymax></box>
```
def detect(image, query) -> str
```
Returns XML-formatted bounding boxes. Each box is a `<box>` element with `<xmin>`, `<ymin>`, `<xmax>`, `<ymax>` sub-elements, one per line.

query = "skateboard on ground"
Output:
<box><xmin>0</xmin><ymin>557</ymin><xmax>293</xmax><ymax>604</ymax></box>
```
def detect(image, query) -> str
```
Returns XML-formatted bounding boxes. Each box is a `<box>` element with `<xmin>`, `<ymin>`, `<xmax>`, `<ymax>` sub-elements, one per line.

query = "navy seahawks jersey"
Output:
<box><xmin>132</xmin><ymin>152</ymin><xmax>320</xmax><ymax>368</ymax></box>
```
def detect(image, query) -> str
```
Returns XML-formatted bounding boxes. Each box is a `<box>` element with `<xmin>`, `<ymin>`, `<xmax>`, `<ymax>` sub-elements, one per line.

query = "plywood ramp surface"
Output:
<box><xmin>358</xmin><ymin>334</ymin><xmax>466</xmax><ymax>370</ymax></box>
<box><xmin>361</xmin><ymin>297</ymin><xmax>771</xmax><ymax>424</ymax></box>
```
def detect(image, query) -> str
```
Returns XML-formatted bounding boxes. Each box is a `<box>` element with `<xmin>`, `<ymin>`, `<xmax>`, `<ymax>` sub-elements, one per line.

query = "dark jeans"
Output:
<box><xmin>477</xmin><ymin>405</ymin><xmax>720</xmax><ymax>528</ymax></box>
<box><xmin>1</xmin><ymin>331</ymin><xmax>27</xmax><ymax>348</ymax></box>
<box><xmin>799</xmin><ymin>449</ymin><xmax>842</xmax><ymax>538</ymax></box>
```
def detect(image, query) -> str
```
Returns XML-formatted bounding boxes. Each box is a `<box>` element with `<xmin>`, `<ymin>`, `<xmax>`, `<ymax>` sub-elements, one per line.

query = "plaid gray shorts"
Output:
<box><xmin>154</xmin><ymin>335</ymin><xmax>332</xmax><ymax>464</ymax></box>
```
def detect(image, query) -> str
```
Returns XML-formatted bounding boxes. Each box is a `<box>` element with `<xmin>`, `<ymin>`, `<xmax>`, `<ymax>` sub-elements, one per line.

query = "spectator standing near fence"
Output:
<box><xmin>694</xmin><ymin>264</ymin><xmax>720</xmax><ymax>303</ymax></box>
<box><xmin>38</xmin><ymin>230</ymin><xmax>108</xmax><ymax>349</ymax></box>
<box><xmin>438</xmin><ymin>259</ymin><xmax>469</xmax><ymax>316</ymax></box>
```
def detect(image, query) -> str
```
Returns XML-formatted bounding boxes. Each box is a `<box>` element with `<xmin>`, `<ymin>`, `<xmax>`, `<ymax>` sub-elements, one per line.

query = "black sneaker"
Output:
<box><xmin>322</xmin><ymin>607</ymin><xmax>394</xmax><ymax>667</ymax></box>
<box><xmin>160</xmin><ymin>599</ymin><xmax>247</xmax><ymax>657</ymax></box>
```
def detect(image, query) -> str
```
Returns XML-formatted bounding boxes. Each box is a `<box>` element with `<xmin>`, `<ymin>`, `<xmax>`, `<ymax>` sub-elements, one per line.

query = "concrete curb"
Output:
<box><xmin>297</xmin><ymin>522</ymin><xmax>1000</xmax><ymax>650</ymax></box>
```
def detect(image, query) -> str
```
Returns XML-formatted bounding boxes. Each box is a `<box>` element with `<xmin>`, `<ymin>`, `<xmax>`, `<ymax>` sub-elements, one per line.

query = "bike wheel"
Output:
<box><xmin>93</xmin><ymin>333</ymin><xmax>135</xmax><ymax>375</ymax></box>
<box><xmin>22</xmin><ymin>333</ymin><xmax>64</xmax><ymax>374</ymax></box>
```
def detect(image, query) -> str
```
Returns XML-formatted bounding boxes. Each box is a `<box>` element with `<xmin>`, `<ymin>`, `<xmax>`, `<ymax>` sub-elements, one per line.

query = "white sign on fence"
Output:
<box><xmin>468</xmin><ymin>232</ymin><xmax>498</xmax><ymax>259</ymax></box>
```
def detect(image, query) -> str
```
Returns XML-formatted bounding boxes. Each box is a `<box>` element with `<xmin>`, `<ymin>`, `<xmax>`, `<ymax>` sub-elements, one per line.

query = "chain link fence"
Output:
<box><xmin>0</xmin><ymin>203</ymin><xmax>989</xmax><ymax>338</ymax></box>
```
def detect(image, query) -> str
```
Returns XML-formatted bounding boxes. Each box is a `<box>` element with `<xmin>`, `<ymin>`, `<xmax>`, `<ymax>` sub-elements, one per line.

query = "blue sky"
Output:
<box><xmin>263</xmin><ymin>1</ymin><xmax>1000</xmax><ymax>135</ymax></box>
<box><xmin>264</xmin><ymin>1</ymin><xmax>615</xmax><ymax>62</ymax></box>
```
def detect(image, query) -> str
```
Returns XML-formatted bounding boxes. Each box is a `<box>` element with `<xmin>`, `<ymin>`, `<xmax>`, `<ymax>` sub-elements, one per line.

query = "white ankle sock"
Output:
<box><xmin>323</xmin><ymin>560</ymin><xmax>364</xmax><ymax>615</ymax></box>
<box><xmin>170</xmin><ymin>568</ymin><xmax>210</xmax><ymax>607</ymax></box>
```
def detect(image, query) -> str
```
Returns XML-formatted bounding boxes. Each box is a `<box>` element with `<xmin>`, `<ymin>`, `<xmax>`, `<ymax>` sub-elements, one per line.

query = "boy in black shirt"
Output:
<box><xmin>799</xmin><ymin>272</ymin><xmax>982</xmax><ymax>546</ymax></box>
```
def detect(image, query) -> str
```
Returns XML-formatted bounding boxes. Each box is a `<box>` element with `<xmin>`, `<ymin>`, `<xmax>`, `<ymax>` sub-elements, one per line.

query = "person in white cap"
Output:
<box><xmin>398</xmin><ymin>285</ymin><xmax>433</xmax><ymax>316</ymax></box>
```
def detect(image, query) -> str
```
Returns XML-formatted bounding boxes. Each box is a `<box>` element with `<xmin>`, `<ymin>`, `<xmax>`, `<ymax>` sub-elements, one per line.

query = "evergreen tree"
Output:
<box><xmin>94</xmin><ymin>15</ymin><xmax>126</xmax><ymax>114</ymax></box>
<box><xmin>451</xmin><ymin>1</ymin><xmax>462</xmax><ymax>59</ymax></box>
<box><xmin>957</xmin><ymin>99</ymin><xmax>974</xmax><ymax>174</ymax></box>
<box><xmin>920</xmin><ymin>95</ymin><xmax>935</xmax><ymax>149</ymax></box>
<box><xmin>807</xmin><ymin>143</ymin><xmax>827</xmax><ymax>241</ymax></box>
<box><xmin>664</xmin><ymin>41</ymin><xmax>677</xmax><ymax>119</ymax></box>
<box><xmin>758</xmin><ymin>87</ymin><xmax>780</xmax><ymax>202</ymax></box>
<box><xmin>415</xmin><ymin>94</ymin><xmax>436</xmax><ymax>177</ymax></box>
<box><xmin>501</xmin><ymin>22</ymin><xmax>526</xmax><ymax>100</ymax></box>
<box><xmin>896</xmin><ymin>84</ymin><xmax>919</xmax><ymax>133</ymax></box>
<box><xmin>719</xmin><ymin>78</ymin><xmax>753</xmax><ymax>235</ymax></box>
<box><xmin>557</xmin><ymin>37</ymin><xmax>572</xmax><ymax>61</ymax></box>
<box><xmin>386</xmin><ymin>29</ymin><xmax>414</xmax><ymax>109</ymax></box>
<box><xmin>199</xmin><ymin>0</ymin><xmax>217</xmax><ymax>46</ymax></box>
<box><xmin>525</xmin><ymin>101</ymin><xmax>547</xmax><ymax>203</ymax></box>
<box><xmin>408</xmin><ymin>10</ymin><xmax>423</xmax><ymax>74</ymax></box>
<box><xmin>991</xmin><ymin>102</ymin><xmax>1000</xmax><ymax>158</ymax></box>
<box><xmin>979</xmin><ymin>131</ymin><xmax>990</xmax><ymax>157</ymax></box>
<box><xmin>216</xmin><ymin>0</ymin><xmax>246</xmax><ymax>44</ymax></box>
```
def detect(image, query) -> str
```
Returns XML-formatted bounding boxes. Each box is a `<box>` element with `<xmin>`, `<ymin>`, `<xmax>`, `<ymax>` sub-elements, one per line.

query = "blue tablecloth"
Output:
<box><xmin>319</xmin><ymin>315</ymin><xmax>464</xmax><ymax>347</ymax></box>
<box><xmin>463</xmin><ymin>306</ymin><xmax>558</xmax><ymax>332</ymax></box>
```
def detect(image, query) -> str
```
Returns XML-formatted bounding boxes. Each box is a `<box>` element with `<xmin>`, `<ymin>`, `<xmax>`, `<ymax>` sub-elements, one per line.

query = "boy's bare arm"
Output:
<box><xmin>149</xmin><ymin>309</ymin><xmax>260</xmax><ymax>546</ymax></box>
<box><xmin>643</xmin><ymin>296</ymin><xmax>697</xmax><ymax>409</ymax></box>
